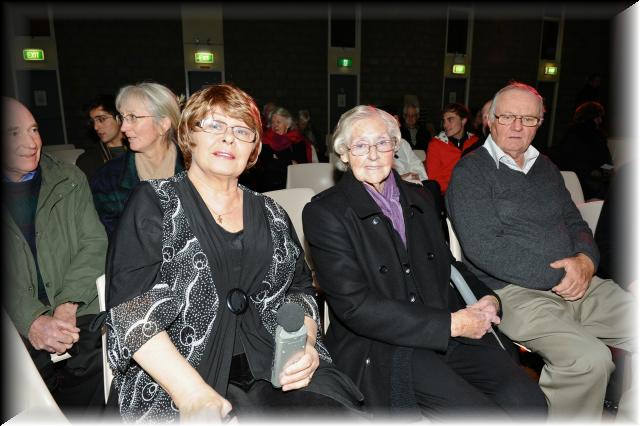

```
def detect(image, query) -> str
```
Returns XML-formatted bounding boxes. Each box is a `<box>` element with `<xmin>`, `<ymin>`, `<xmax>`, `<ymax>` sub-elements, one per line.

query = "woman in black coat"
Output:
<box><xmin>302</xmin><ymin>105</ymin><xmax>547</xmax><ymax>421</ymax></box>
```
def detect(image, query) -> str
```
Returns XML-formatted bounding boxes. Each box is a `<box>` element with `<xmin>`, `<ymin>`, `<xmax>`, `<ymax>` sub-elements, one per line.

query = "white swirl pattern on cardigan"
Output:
<box><xmin>105</xmin><ymin>173</ymin><xmax>329</xmax><ymax>423</ymax></box>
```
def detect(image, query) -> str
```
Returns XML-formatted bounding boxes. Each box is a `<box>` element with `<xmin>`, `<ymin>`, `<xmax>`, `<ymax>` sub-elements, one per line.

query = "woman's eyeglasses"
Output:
<box><xmin>348</xmin><ymin>139</ymin><xmax>396</xmax><ymax>156</ymax></box>
<box><xmin>118</xmin><ymin>114</ymin><xmax>156</xmax><ymax>125</ymax></box>
<box><xmin>195</xmin><ymin>118</ymin><xmax>256</xmax><ymax>143</ymax></box>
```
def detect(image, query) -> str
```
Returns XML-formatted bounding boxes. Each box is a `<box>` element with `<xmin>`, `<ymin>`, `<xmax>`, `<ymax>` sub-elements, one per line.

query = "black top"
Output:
<box><xmin>105</xmin><ymin>173</ymin><xmax>364</xmax><ymax>421</ymax></box>
<box><xmin>108</xmin><ymin>176</ymin><xmax>282</xmax><ymax>390</ymax></box>
<box><xmin>178</xmin><ymin>177</ymin><xmax>277</xmax><ymax>382</ymax></box>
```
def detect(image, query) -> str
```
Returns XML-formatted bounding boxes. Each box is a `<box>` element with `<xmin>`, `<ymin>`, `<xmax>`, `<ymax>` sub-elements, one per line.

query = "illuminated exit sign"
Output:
<box><xmin>23</xmin><ymin>49</ymin><xmax>45</xmax><ymax>61</ymax></box>
<box><xmin>337</xmin><ymin>57</ymin><xmax>352</xmax><ymax>68</ymax></box>
<box><xmin>452</xmin><ymin>64</ymin><xmax>466</xmax><ymax>75</ymax></box>
<box><xmin>195</xmin><ymin>51</ymin><xmax>214</xmax><ymax>64</ymax></box>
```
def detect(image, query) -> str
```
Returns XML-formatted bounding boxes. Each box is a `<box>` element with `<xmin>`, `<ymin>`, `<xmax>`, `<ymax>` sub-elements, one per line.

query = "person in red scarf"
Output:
<box><xmin>259</xmin><ymin>107</ymin><xmax>313</xmax><ymax>191</ymax></box>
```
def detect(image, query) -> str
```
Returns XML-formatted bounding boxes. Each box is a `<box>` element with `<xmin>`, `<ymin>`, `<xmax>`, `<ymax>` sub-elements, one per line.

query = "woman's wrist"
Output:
<box><xmin>304</xmin><ymin>316</ymin><xmax>317</xmax><ymax>347</ymax></box>
<box><xmin>172</xmin><ymin>379</ymin><xmax>211</xmax><ymax>409</ymax></box>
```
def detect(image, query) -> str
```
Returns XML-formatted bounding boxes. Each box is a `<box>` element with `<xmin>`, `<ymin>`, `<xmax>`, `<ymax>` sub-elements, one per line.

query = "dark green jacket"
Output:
<box><xmin>90</xmin><ymin>145</ymin><xmax>185</xmax><ymax>237</ymax></box>
<box><xmin>4</xmin><ymin>154</ymin><xmax>107</xmax><ymax>337</ymax></box>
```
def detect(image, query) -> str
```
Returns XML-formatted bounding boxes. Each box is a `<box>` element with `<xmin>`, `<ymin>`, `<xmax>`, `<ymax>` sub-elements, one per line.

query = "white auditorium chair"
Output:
<box><xmin>263</xmin><ymin>188</ymin><xmax>330</xmax><ymax>332</ymax></box>
<box><xmin>576</xmin><ymin>200</ymin><xmax>604</xmax><ymax>234</ymax></box>
<box><xmin>46</xmin><ymin>149</ymin><xmax>85</xmax><ymax>165</ymax></box>
<box><xmin>323</xmin><ymin>301</ymin><xmax>330</xmax><ymax>334</ymax></box>
<box><xmin>446</xmin><ymin>217</ymin><xmax>463</xmax><ymax>262</ymax></box>
<box><xmin>96</xmin><ymin>274</ymin><xmax>113</xmax><ymax>404</ymax></box>
<box><xmin>3</xmin><ymin>310</ymin><xmax>68</xmax><ymax>424</ymax></box>
<box><xmin>560</xmin><ymin>171</ymin><xmax>585</xmax><ymax>204</ymax></box>
<box><xmin>42</xmin><ymin>144</ymin><xmax>76</xmax><ymax>152</ymax></box>
<box><xmin>264</xmin><ymin>187</ymin><xmax>316</xmax><ymax>266</ymax></box>
<box><xmin>412</xmin><ymin>149</ymin><xmax>426</xmax><ymax>162</ymax></box>
<box><xmin>286</xmin><ymin>163</ymin><xmax>336</xmax><ymax>194</ymax></box>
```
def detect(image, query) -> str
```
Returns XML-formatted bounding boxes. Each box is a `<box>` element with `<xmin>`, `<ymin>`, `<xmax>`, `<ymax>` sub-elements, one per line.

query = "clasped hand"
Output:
<box><xmin>451</xmin><ymin>295</ymin><xmax>500</xmax><ymax>339</ymax></box>
<box><xmin>550</xmin><ymin>253</ymin><xmax>595</xmax><ymax>301</ymax></box>
<box><xmin>28</xmin><ymin>303</ymin><xmax>79</xmax><ymax>354</ymax></box>
<box><xmin>400</xmin><ymin>172</ymin><xmax>420</xmax><ymax>182</ymax></box>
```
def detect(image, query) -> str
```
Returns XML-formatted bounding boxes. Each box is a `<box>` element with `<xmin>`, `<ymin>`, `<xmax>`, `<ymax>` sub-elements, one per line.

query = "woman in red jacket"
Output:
<box><xmin>425</xmin><ymin>103</ymin><xmax>480</xmax><ymax>194</ymax></box>
<box><xmin>259</xmin><ymin>107</ymin><xmax>313</xmax><ymax>191</ymax></box>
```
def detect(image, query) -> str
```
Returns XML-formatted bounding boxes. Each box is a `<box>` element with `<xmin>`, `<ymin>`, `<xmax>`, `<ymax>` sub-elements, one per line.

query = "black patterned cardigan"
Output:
<box><xmin>105</xmin><ymin>173</ymin><xmax>330</xmax><ymax>423</ymax></box>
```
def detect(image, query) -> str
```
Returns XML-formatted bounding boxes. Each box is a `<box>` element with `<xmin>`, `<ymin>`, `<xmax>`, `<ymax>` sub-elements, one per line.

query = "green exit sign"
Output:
<box><xmin>452</xmin><ymin>64</ymin><xmax>466</xmax><ymax>75</ymax></box>
<box><xmin>23</xmin><ymin>49</ymin><xmax>45</xmax><ymax>61</ymax></box>
<box><xmin>195</xmin><ymin>51</ymin><xmax>214</xmax><ymax>64</ymax></box>
<box><xmin>337</xmin><ymin>58</ymin><xmax>352</xmax><ymax>68</ymax></box>
<box><xmin>544</xmin><ymin>65</ymin><xmax>558</xmax><ymax>75</ymax></box>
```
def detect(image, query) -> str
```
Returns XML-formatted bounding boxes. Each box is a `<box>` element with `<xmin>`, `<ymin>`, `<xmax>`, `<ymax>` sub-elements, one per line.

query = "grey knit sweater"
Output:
<box><xmin>445</xmin><ymin>148</ymin><xmax>599</xmax><ymax>291</ymax></box>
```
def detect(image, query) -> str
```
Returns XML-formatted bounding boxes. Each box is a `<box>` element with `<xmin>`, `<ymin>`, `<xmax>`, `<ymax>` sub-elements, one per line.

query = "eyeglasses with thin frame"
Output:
<box><xmin>348</xmin><ymin>138</ymin><xmax>396</xmax><ymax>156</ymax></box>
<box><xmin>87</xmin><ymin>114</ymin><xmax>116</xmax><ymax>126</ymax></box>
<box><xmin>494</xmin><ymin>114</ymin><xmax>541</xmax><ymax>127</ymax></box>
<box><xmin>118</xmin><ymin>113</ymin><xmax>156</xmax><ymax>125</ymax></box>
<box><xmin>195</xmin><ymin>118</ymin><xmax>257</xmax><ymax>143</ymax></box>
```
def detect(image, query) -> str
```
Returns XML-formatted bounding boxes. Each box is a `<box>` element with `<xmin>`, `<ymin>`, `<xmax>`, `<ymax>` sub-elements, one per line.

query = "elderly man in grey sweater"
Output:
<box><xmin>445</xmin><ymin>82</ymin><xmax>635</xmax><ymax>422</ymax></box>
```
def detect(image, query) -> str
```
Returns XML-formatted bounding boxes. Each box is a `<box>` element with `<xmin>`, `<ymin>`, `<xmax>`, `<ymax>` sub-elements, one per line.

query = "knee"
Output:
<box><xmin>575</xmin><ymin>342</ymin><xmax>615</xmax><ymax>380</ymax></box>
<box><xmin>497</xmin><ymin>371</ymin><xmax>548</xmax><ymax>417</ymax></box>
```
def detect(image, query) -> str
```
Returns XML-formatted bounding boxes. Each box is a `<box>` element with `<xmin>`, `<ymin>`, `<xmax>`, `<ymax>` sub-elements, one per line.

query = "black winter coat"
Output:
<box><xmin>303</xmin><ymin>169</ymin><xmax>505</xmax><ymax>414</ymax></box>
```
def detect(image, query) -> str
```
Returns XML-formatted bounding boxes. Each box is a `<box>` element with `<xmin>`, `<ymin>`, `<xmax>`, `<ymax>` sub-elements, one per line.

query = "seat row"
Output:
<box><xmin>8</xmin><ymin>165</ymin><xmax>600</xmax><ymax>420</ymax></box>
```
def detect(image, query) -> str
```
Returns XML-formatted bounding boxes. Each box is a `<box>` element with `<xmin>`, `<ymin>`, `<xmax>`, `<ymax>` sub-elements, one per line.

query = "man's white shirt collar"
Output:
<box><xmin>483</xmin><ymin>134</ymin><xmax>539</xmax><ymax>174</ymax></box>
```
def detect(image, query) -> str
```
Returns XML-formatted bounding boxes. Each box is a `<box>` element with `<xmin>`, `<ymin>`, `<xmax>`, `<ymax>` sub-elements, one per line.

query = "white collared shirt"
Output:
<box><xmin>483</xmin><ymin>134</ymin><xmax>540</xmax><ymax>174</ymax></box>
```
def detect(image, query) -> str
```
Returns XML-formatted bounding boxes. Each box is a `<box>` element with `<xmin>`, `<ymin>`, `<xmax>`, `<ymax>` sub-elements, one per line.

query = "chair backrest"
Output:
<box><xmin>263</xmin><ymin>188</ymin><xmax>316</xmax><ymax>268</ymax></box>
<box><xmin>560</xmin><ymin>171</ymin><xmax>585</xmax><ymax>204</ymax></box>
<box><xmin>412</xmin><ymin>149</ymin><xmax>426</xmax><ymax>162</ymax></box>
<box><xmin>42</xmin><ymin>143</ymin><xmax>76</xmax><ymax>152</ymax></box>
<box><xmin>576</xmin><ymin>200</ymin><xmax>604</xmax><ymax>234</ymax></box>
<box><xmin>96</xmin><ymin>274</ymin><xmax>113</xmax><ymax>404</ymax></box>
<box><xmin>3</xmin><ymin>310</ymin><xmax>67</xmax><ymax>423</ymax></box>
<box><xmin>446</xmin><ymin>217</ymin><xmax>463</xmax><ymax>261</ymax></box>
<box><xmin>47</xmin><ymin>149</ymin><xmax>85</xmax><ymax>165</ymax></box>
<box><xmin>286</xmin><ymin>163</ymin><xmax>336</xmax><ymax>194</ymax></box>
<box><xmin>323</xmin><ymin>300</ymin><xmax>330</xmax><ymax>334</ymax></box>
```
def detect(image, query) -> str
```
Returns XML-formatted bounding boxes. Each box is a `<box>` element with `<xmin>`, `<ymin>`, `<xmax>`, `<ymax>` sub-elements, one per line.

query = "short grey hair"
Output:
<box><xmin>271</xmin><ymin>107</ymin><xmax>293</xmax><ymax>129</ymax></box>
<box><xmin>403</xmin><ymin>103</ymin><xmax>420</xmax><ymax>117</ymax></box>
<box><xmin>298</xmin><ymin>109</ymin><xmax>311</xmax><ymax>124</ymax></box>
<box><xmin>488</xmin><ymin>82</ymin><xmax>546</xmax><ymax>124</ymax></box>
<box><xmin>116</xmin><ymin>82</ymin><xmax>180</xmax><ymax>144</ymax></box>
<box><xmin>332</xmin><ymin>105</ymin><xmax>401</xmax><ymax>172</ymax></box>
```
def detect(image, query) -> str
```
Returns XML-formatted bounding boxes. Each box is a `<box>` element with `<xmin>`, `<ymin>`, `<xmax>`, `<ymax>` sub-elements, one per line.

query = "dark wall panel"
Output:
<box><xmin>52</xmin><ymin>4</ymin><xmax>185</xmax><ymax>147</ymax></box>
<box><xmin>360</xmin><ymin>4</ymin><xmax>448</xmax><ymax>132</ymax></box>
<box><xmin>223</xmin><ymin>13</ymin><xmax>328</xmax><ymax>139</ymax></box>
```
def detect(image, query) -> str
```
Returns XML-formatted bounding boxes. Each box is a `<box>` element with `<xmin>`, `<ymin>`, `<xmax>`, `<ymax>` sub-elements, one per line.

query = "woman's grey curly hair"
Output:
<box><xmin>331</xmin><ymin>105</ymin><xmax>401</xmax><ymax>172</ymax></box>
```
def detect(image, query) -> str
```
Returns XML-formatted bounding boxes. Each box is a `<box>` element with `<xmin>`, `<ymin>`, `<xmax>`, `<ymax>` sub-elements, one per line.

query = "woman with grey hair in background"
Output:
<box><xmin>258</xmin><ymin>106</ymin><xmax>312</xmax><ymax>191</ymax></box>
<box><xmin>303</xmin><ymin>105</ymin><xmax>547</xmax><ymax>420</ymax></box>
<box><xmin>90</xmin><ymin>81</ymin><xmax>185</xmax><ymax>237</ymax></box>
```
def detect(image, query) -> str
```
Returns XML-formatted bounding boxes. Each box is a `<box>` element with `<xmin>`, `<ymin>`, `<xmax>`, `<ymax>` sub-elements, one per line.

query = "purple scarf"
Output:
<box><xmin>364</xmin><ymin>172</ymin><xmax>406</xmax><ymax>246</ymax></box>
